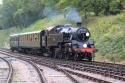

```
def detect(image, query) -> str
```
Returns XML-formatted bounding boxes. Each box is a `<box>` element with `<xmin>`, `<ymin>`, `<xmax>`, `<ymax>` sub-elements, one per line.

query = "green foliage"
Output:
<box><xmin>22</xmin><ymin>15</ymin><xmax>72</xmax><ymax>32</ymax></box>
<box><xmin>87</xmin><ymin>14</ymin><xmax>125</xmax><ymax>62</ymax></box>
<box><xmin>0</xmin><ymin>0</ymin><xmax>124</xmax><ymax>28</ymax></box>
<box><xmin>0</xmin><ymin>27</ymin><xmax>21</xmax><ymax>47</ymax></box>
<box><xmin>0</xmin><ymin>0</ymin><xmax>45</xmax><ymax>28</ymax></box>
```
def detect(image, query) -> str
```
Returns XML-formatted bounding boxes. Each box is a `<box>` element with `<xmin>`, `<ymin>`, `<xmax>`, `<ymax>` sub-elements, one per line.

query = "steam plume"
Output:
<box><xmin>64</xmin><ymin>7</ymin><xmax>82</xmax><ymax>23</ymax></box>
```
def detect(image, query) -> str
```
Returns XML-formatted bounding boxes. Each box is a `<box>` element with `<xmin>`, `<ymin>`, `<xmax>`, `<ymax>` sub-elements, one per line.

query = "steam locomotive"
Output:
<box><xmin>10</xmin><ymin>23</ymin><xmax>96</xmax><ymax>61</ymax></box>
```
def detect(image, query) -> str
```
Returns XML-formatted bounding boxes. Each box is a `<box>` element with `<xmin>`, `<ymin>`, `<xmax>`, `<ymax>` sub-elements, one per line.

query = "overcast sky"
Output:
<box><xmin>0</xmin><ymin>0</ymin><xmax>2</xmax><ymax>4</ymax></box>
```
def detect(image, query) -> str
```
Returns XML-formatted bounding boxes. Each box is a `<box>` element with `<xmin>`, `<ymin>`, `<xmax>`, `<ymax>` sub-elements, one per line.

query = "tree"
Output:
<box><xmin>0</xmin><ymin>0</ymin><xmax>45</xmax><ymax>28</ymax></box>
<box><xmin>91</xmin><ymin>0</ymin><xmax>104</xmax><ymax>16</ymax></box>
<box><xmin>103</xmin><ymin>0</ymin><xmax>111</xmax><ymax>15</ymax></box>
<box><xmin>0</xmin><ymin>0</ymin><xmax>124</xmax><ymax>28</ymax></box>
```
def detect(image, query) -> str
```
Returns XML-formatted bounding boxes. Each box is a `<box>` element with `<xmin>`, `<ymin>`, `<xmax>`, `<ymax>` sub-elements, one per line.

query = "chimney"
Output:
<box><xmin>77</xmin><ymin>22</ymin><xmax>82</xmax><ymax>27</ymax></box>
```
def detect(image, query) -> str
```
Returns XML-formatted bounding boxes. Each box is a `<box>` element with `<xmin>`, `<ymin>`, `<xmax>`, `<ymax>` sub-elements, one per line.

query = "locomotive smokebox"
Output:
<box><xmin>77</xmin><ymin>22</ymin><xmax>82</xmax><ymax>27</ymax></box>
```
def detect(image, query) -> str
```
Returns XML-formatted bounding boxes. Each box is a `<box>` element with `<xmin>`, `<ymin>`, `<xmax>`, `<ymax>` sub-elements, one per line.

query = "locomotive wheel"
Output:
<box><xmin>58</xmin><ymin>50</ymin><xmax>63</xmax><ymax>59</ymax></box>
<box><xmin>54</xmin><ymin>49</ymin><xmax>63</xmax><ymax>59</ymax></box>
<box><xmin>54</xmin><ymin>49</ymin><xmax>58</xmax><ymax>58</ymax></box>
<box><xmin>74</xmin><ymin>53</ymin><xmax>80</xmax><ymax>61</ymax></box>
<box><xmin>11</xmin><ymin>48</ymin><xmax>14</xmax><ymax>52</ymax></box>
<box><xmin>64</xmin><ymin>52</ymin><xmax>71</xmax><ymax>60</ymax></box>
<box><xmin>87</xmin><ymin>53</ymin><xmax>92</xmax><ymax>61</ymax></box>
<box><xmin>50</xmin><ymin>48</ymin><xmax>55</xmax><ymax>58</ymax></box>
<box><xmin>59</xmin><ymin>53</ymin><xmax>63</xmax><ymax>59</ymax></box>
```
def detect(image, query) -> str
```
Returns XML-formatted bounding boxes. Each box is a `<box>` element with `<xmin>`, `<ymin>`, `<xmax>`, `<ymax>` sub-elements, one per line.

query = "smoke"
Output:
<box><xmin>43</xmin><ymin>7</ymin><xmax>60</xmax><ymax>18</ymax></box>
<box><xmin>64</xmin><ymin>7</ymin><xmax>82</xmax><ymax>23</ymax></box>
<box><xmin>43</xmin><ymin>6</ymin><xmax>82</xmax><ymax>23</ymax></box>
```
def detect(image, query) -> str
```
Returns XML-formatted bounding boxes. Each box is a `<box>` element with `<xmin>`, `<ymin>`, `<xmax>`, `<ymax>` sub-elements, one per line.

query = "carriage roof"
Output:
<box><xmin>10</xmin><ymin>31</ymin><xmax>41</xmax><ymax>37</ymax></box>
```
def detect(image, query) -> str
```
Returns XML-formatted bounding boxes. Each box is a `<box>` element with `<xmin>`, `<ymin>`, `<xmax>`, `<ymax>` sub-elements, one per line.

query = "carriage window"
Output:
<box><xmin>38</xmin><ymin>34</ymin><xmax>40</xmax><ymax>41</ymax></box>
<box><xmin>26</xmin><ymin>35</ymin><xmax>28</xmax><ymax>40</ymax></box>
<box><xmin>27</xmin><ymin>35</ymin><xmax>30</xmax><ymax>41</ymax></box>
<box><xmin>22</xmin><ymin>36</ymin><xmax>23</xmax><ymax>41</ymax></box>
<box><xmin>30</xmin><ymin>34</ymin><xmax>32</xmax><ymax>41</ymax></box>
<box><xmin>34</xmin><ymin>34</ymin><xmax>35</xmax><ymax>41</ymax></box>
<box><xmin>35</xmin><ymin>34</ymin><xmax>37</xmax><ymax>41</ymax></box>
<box><xmin>27</xmin><ymin>35</ymin><xmax>29</xmax><ymax>41</ymax></box>
<box><xmin>20</xmin><ymin>36</ymin><xmax>21</xmax><ymax>41</ymax></box>
<box><xmin>32</xmin><ymin>34</ymin><xmax>34</xmax><ymax>41</ymax></box>
<box><xmin>21</xmin><ymin>36</ymin><xmax>22</xmax><ymax>41</ymax></box>
<box><xmin>25</xmin><ymin>35</ymin><xmax>27</xmax><ymax>40</ymax></box>
<box><xmin>23</xmin><ymin>35</ymin><xmax>25</xmax><ymax>41</ymax></box>
<box><xmin>24</xmin><ymin>35</ymin><xmax>25</xmax><ymax>41</ymax></box>
<box><xmin>24</xmin><ymin>35</ymin><xmax>25</xmax><ymax>40</ymax></box>
<box><xmin>33</xmin><ymin>34</ymin><xmax>34</xmax><ymax>42</ymax></box>
<box><xmin>25</xmin><ymin>35</ymin><xmax>26</xmax><ymax>41</ymax></box>
<box><xmin>20</xmin><ymin>36</ymin><xmax>22</xmax><ymax>41</ymax></box>
<box><xmin>16</xmin><ymin>37</ymin><xmax>17</xmax><ymax>41</ymax></box>
<box><xmin>38</xmin><ymin>34</ymin><xmax>39</xmax><ymax>41</ymax></box>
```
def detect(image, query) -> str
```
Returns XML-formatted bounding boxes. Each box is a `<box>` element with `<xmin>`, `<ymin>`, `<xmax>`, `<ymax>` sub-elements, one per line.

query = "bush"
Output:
<box><xmin>87</xmin><ymin>14</ymin><xmax>125</xmax><ymax>62</ymax></box>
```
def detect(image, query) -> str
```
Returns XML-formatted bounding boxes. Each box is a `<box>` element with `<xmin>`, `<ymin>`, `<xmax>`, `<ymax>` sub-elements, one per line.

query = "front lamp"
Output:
<box><xmin>86</xmin><ymin>32</ymin><xmax>90</xmax><ymax>36</ymax></box>
<box><xmin>83</xmin><ymin>44</ymin><xmax>87</xmax><ymax>48</ymax></box>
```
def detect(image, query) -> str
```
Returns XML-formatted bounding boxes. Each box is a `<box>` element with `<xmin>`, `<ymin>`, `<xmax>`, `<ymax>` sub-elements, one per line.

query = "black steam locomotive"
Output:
<box><xmin>10</xmin><ymin>23</ymin><xmax>96</xmax><ymax>61</ymax></box>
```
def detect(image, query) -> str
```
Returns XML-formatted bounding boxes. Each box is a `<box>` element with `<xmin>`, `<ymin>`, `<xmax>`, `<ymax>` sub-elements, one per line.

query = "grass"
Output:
<box><xmin>0</xmin><ymin>28</ymin><xmax>22</xmax><ymax>47</ymax></box>
<box><xmin>0</xmin><ymin>14</ymin><xmax>125</xmax><ymax>62</ymax></box>
<box><xmin>86</xmin><ymin>14</ymin><xmax>125</xmax><ymax>62</ymax></box>
<box><xmin>22</xmin><ymin>15</ymin><xmax>73</xmax><ymax>32</ymax></box>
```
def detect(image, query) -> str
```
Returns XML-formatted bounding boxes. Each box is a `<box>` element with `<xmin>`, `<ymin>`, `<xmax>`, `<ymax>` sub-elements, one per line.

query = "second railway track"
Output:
<box><xmin>0</xmin><ymin>56</ymin><xmax>13</xmax><ymax>83</ymax></box>
<box><xmin>0</xmin><ymin>50</ymin><xmax>48</xmax><ymax>83</ymax></box>
<box><xmin>0</xmin><ymin>49</ymin><xmax>125</xmax><ymax>83</ymax></box>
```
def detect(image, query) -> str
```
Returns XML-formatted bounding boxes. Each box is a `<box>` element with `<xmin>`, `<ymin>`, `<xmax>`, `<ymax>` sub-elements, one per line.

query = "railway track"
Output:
<box><xmin>0</xmin><ymin>56</ymin><xmax>13</xmax><ymax>83</ymax></box>
<box><xmin>0</xmin><ymin>49</ymin><xmax>78</xmax><ymax>83</ymax></box>
<box><xmin>29</xmin><ymin>56</ymin><xmax>124</xmax><ymax>83</ymax></box>
<box><xmin>33</xmin><ymin>58</ymin><xmax>111</xmax><ymax>83</ymax></box>
<box><xmin>26</xmin><ymin>60</ymin><xmax>48</xmax><ymax>83</ymax></box>
<box><xmin>41</xmin><ymin>62</ymin><xmax>79</xmax><ymax>83</ymax></box>
<box><xmin>0</xmin><ymin>50</ymin><xmax>48</xmax><ymax>83</ymax></box>
<box><xmin>60</xmin><ymin>61</ymin><xmax>125</xmax><ymax>81</ymax></box>
<box><xmin>0</xmin><ymin>49</ymin><xmax>125</xmax><ymax>83</ymax></box>
<box><xmin>23</xmin><ymin>53</ymin><xmax>125</xmax><ymax>82</ymax></box>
